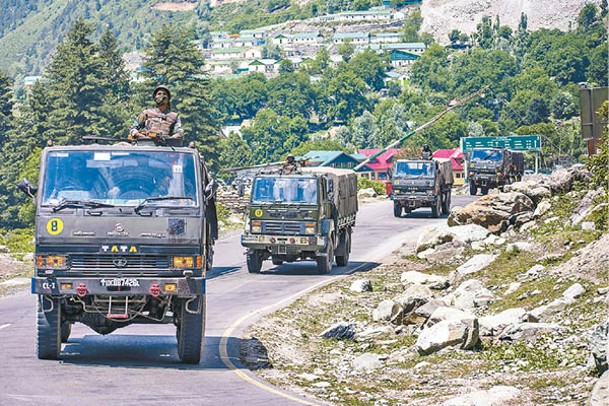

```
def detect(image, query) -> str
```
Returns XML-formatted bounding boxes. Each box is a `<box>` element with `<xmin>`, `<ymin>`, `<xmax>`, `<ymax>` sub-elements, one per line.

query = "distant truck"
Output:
<box><xmin>241</xmin><ymin>167</ymin><xmax>357</xmax><ymax>274</ymax></box>
<box><xmin>467</xmin><ymin>148</ymin><xmax>524</xmax><ymax>195</ymax></box>
<box><xmin>19</xmin><ymin>140</ymin><xmax>217</xmax><ymax>364</ymax></box>
<box><xmin>391</xmin><ymin>158</ymin><xmax>453</xmax><ymax>218</ymax></box>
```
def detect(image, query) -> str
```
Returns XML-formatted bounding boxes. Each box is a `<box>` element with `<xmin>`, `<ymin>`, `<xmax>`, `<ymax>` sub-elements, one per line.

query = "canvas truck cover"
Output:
<box><xmin>301</xmin><ymin>167</ymin><xmax>358</xmax><ymax>219</ymax></box>
<box><xmin>433</xmin><ymin>158</ymin><xmax>454</xmax><ymax>186</ymax></box>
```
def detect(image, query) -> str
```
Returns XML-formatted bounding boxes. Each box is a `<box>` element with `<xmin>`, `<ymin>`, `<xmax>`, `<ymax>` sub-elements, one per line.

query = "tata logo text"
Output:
<box><xmin>101</xmin><ymin>245</ymin><xmax>138</xmax><ymax>254</ymax></box>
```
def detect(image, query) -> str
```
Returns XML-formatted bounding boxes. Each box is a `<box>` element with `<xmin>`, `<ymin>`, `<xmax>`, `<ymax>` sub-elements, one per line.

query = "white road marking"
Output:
<box><xmin>0</xmin><ymin>323</ymin><xmax>11</xmax><ymax>330</ymax></box>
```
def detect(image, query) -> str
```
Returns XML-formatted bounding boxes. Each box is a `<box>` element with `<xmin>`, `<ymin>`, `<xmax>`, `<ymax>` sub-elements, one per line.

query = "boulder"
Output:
<box><xmin>413</xmin><ymin>299</ymin><xmax>447</xmax><ymax>321</ymax></box>
<box><xmin>447</xmin><ymin>279</ymin><xmax>495</xmax><ymax>310</ymax></box>
<box><xmin>320</xmin><ymin>322</ymin><xmax>356</xmax><ymax>340</ymax></box>
<box><xmin>372</xmin><ymin>300</ymin><xmax>404</xmax><ymax>324</ymax></box>
<box><xmin>529</xmin><ymin>298</ymin><xmax>571</xmax><ymax>322</ymax></box>
<box><xmin>415</xmin><ymin>318</ymin><xmax>479</xmax><ymax>355</ymax></box>
<box><xmin>571</xmin><ymin>188</ymin><xmax>605</xmax><ymax>225</ymax></box>
<box><xmin>498</xmin><ymin>322</ymin><xmax>561</xmax><ymax>341</ymax></box>
<box><xmin>401</xmin><ymin>271</ymin><xmax>449</xmax><ymax>290</ymax></box>
<box><xmin>425</xmin><ymin>246</ymin><xmax>466</xmax><ymax>264</ymax></box>
<box><xmin>547</xmin><ymin>167</ymin><xmax>590</xmax><ymax>193</ymax></box>
<box><xmin>449</xmin><ymin>224</ymin><xmax>491</xmax><ymax>244</ymax></box>
<box><xmin>449</xmin><ymin>192</ymin><xmax>535</xmax><ymax>233</ymax></box>
<box><xmin>425</xmin><ymin>306</ymin><xmax>476</xmax><ymax>328</ymax></box>
<box><xmin>455</xmin><ymin>254</ymin><xmax>498</xmax><ymax>276</ymax></box>
<box><xmin>479</xmin><ymin>308</ymin><xmax>526</xmax><ymax>336</ymax></box>
<box><xmin>416</xmin><ymin>225</ymin><xmax>454</xmax><ymax>253</ymax></box>
<box><xmin>358</xmin><ymin>188</ymin><xmax>377</xmax><ymax>199</ymax></box>
<box><xmin>352</xmin><ymin>353</ymin><xmax>383</xmax><ymax>373</ymax></box>
<box><xmin>350</xmin><ymin>279</ymin><xmax>373</xmax><ymax>293</ymax></box>
<box><xmin>504</xmin><ymin>180</ymin><xmax>551</xmax><ymax>204</ymax></box>
<box><xmin>533</xmin><ymin>199</ymin><xmax>552</xmax><ymax>218</ymax></box>
<box><xmin>396</xmin><ymin>283</ymin><xmax>434</xmax><ymax>303</ymax></box>
<box><xmin>590</xmin><ymin>371</ymin><xmax>609</xmax><ymax>406</ymax></box>
<box><xmin>589</xmin><ymin>320</ymin><xmax>609</xmax><ymax>375</ymax></box>
<box><xmin>563</xmin><ymin>283</ymin><xmax>586</xmax><ymax>300</ymax></box>
<box><xmin>441</xmin><ymin>386</ymin><xmax>521</xmax><ymax>406</ymax></box>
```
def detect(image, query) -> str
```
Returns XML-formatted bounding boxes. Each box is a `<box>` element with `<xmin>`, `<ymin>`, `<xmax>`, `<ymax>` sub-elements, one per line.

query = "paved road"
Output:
<box><xmin>0</xmin><ymin>196</ymin><xmax>476</xmax><ymax>406</ymax></box>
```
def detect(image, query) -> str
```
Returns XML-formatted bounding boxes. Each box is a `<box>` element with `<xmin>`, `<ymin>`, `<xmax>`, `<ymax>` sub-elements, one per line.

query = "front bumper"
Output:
<box><xmin>32</xmin><ymin>276</ymin><xmax>205</xmax><ymax>297</ymax></box>
<box><xmin>241</xmin><ymin>233</ymin><xmax>326</xmax><ymax>253</ymax></box>
<box><xmin>393</xmin><ymin>194</ymin><xmax>435</xmax><ymax>208</ymax></box>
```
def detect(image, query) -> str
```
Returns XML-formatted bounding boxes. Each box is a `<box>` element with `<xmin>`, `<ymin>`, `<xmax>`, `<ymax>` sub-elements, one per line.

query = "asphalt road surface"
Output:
<box><xmin>0</xmin><ymin>195</ymin><xmax>476</xmax><ymax>406</ymax></box>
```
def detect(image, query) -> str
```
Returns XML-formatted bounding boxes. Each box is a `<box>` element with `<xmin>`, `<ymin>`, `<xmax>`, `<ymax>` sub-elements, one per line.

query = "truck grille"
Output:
<box><xmin>263</xmin><ymin>221</ymin><xmax>303</xmax><ymax>235</ymax></box>
<box><xmin>69</xmin><ymin>255</ymin><xmax>171</xmax><ymax>276</ymax></box>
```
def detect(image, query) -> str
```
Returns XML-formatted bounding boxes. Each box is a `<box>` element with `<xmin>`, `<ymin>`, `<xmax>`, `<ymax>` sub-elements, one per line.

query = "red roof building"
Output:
<box><xmin>357</xmin><ymin>149</ymin><xmax>402</xmax><ymax>181</ymax></box>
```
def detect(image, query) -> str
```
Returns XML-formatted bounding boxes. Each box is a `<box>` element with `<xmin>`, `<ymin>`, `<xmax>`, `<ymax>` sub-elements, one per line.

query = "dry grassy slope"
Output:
<box><xmin>421</xmin><ymin>0</ymin><xmax>602</xmax><ymax>44</ymax></box>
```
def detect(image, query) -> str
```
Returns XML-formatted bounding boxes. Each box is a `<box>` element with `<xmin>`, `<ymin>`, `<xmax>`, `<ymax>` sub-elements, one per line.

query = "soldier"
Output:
<box><xmin>281</xmin><ymin>154</ymin><xmax>300</xmax><ymax>175</ymax></box>
<box><xmin>421</xmin><ymin>145</ymin><xmax>432</xmax><ymax>160</ymax></box>
<box><xmin>130</xmin><ymin>85</ymin><xmax>184</xmax><ymax>141</ymax></box>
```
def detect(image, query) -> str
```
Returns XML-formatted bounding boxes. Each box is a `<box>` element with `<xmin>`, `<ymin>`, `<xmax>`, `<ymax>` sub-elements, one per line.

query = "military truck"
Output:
<box><xmin>18</xmin><ymin>139</ymin><xmax>217</xmax><ymax>364</ymax></box>
<box><xmin>391</xmin><ymin>158</ymin><xmax>453</xmax><ymax>218</ymax></box>
<box><xmin>241</xmin><ymin>167</ymin><xmax>357</xmax><ymax>274</ymax></box>
<box><xmin>468</xmin><ymin>148</ymin><xmax>524</xmax><ymax>195</ymax></box>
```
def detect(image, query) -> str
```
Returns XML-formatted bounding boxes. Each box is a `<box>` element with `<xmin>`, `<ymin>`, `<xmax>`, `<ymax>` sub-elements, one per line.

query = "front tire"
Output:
<box><xmin>431</xmin><ymin>197</ymin><xmax>441</xmax><ymax>218</ymax></box>
<box><xmin>61</xmin><ymin>322</ymin><xmax>72</xmax><ymax>343</ymax></box>
<box><xmin>177</xmin><ymin>297</ymin><xmax>205</xmax><ymax>364</ymax></box>
<box><xmin>317</xmin><ymin>242</ymin><xmax>334</xmax><ymax>274</ymax></box>
<box><xmin>441</xmin><ymin>191</ymin><xmax>451</xmax><ymax>215</ymax></box>
<box><xmin>393</xmin><ymin>203</ymin><xmax>402</xmax><ymax>218</ymax></box>
<box><xmin>481</xmin><ymin>187</ymin><xmax>489</xmax><ymax>195</ymax></box>
<box><xmin>246</xmin><ymin>250</ymin><xmax>263</xmax><ymax>273</ymax></box>
<box><xmin>469</xmin><ymin>182</ymin><xmax>477</xmax><ymax>196</ymax></box>
<box><xmin>37</xmin><ymin>296</ymin><xmax>61</xmax><ymax>360</ymax></box>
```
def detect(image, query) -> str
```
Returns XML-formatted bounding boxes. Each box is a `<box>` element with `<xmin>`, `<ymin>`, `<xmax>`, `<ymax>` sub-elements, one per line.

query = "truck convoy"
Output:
<box><xmin>391</xmin><ymin>158</ymin><xmax>453</xmax><ymax>218</ymax></box>
<box><xmin>19</xmin><ymin>139</ymin><xmax>217</xmax><ymax>364</ymax></box>
<box><xmin>467</xmin><ymin>148</ymin><xmax>524</xmax><ymax>195</ymax></box>
<box><xmin>241</xmin><ymin>167</ymin><xmax>358</xmax><ymax>274</ymax></box>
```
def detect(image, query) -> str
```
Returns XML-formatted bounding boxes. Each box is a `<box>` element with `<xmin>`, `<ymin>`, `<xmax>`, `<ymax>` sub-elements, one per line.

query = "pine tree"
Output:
<box><xmin>140</xmin><ymin>25</ymin><xmax>219</xmax><ymax>169</ymax></box>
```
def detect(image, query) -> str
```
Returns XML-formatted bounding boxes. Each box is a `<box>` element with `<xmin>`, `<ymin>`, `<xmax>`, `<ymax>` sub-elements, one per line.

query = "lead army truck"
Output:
<box><xmin>468</xmin><ymin>148</ymin><xmax>524</xmax><ymax>195</ymax></box>
<box><xmin>241</xmin><ymin>167</ymin><xmax>358</xmax><ymax>274</ymax></box>
<box><xmin>19</xmin><ymin>142</ymin><xmax>218</xmax><ymax>364</ymax></box>
<box><xmin>391</xmin><ymin>158</ymin><xmax>453</xmax><ymax>218</ymax></box>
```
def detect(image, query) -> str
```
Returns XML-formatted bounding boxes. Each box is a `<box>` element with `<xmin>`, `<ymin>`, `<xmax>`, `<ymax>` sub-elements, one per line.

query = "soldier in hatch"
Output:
<box><xmin>281</xmin><ymin>154</ymin><xmax>301</xmax><ymax>175</ymax></box>
<box><xmin>130</xmin><ymin>85</ymin><xmax>184</xmax><ymax>140</ymax></box>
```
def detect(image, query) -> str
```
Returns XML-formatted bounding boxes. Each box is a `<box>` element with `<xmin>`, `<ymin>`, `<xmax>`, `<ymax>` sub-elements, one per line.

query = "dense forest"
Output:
<box><xmin>0</xmin><ymin>3</ymin><xmax>606</xmax><ymax>231</ymax></box>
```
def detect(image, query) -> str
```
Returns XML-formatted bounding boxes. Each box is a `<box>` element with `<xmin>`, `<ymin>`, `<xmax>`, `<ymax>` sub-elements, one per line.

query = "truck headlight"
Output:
<box><xmin>251</xmin><ymin>221</ymin><xmax>262</xmax><ymax>233</ymax></box>
<box><xmin>36</xmin><ymin>255</ymin><xmax>68</xmax><ymax>270</ymax></box>
<box><xmin>305</xmin><ymin>223</ymin><xmax>316</xmax><ymax>234</ymax></box>
<box><xmin>173</xmin><ymin>256</ymin><xmax>194</xmax><ymax>268</ymax></box>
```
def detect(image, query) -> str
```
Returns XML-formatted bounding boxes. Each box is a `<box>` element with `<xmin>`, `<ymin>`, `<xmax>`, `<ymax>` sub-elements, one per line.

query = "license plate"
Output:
<box><xmin>100</xmin><ymin>278</ymin><xmax>140</xmax><ymax>288</ymax></box>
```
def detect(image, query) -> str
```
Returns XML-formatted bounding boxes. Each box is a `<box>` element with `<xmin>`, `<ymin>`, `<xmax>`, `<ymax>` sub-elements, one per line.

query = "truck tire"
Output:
<box><xmin>469</xmin><ymin>182</ymin><xmax>477</xmax><ymax>196</ymax></box>
<box><xmin>61</xmin><ymin>322</ymin><xmax>72</xmax><ymax>343</ymax></box>
<box><xmin>481</xmin><ymin>187</ymin><xmax>489</xmax><ymax>195</ymax></box>
<box><xmin>177</xmin><ymin>297</ymin><xmax>205</xmax><ymax>364</ymax></box>
<box><xmin>335</xmin><ymin>229</ymin><xmax>351</xmax><ymax>267</ymax></box>
<box><xmin>317</xmin><ymin>243</ymin><xmax>334</xmax><ymax>274</ymax></box>
<box><xmin>441</xmin><ymin>191</ymin><xmax>451</xmax><ymax>215</ymax></box>
<box><xmin>246</xmin><ymin>250</ymin><xmax>263</xmax><ymax>273</ymax></box>
<box><xmin>37</xmin><ymin>296</ymin><xmax>61</xmax><ymax>360</ymax></box>
<box><xmin>393</xmin><ymin>203</ymin><xmax>402</xmax><ymax>218</ymax></box>
<box><xmin>431</xmin><ymin>198</ymin><xmax>441</xmax><ymax>218</ymax></box>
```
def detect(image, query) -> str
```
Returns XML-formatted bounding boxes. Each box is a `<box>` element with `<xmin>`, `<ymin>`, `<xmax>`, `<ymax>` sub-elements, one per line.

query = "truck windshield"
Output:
<box><xmin>252</xmin><ymin>177</ymin><xmax>317</xmax><ymax>204</ymax></box>
<box><xmin>41</xmin><ymin>150</ymin><xmax>198</xmax><ymax>207</ymax></box>
<box><xmin>393</xmin><ymin>161</ymin><xmax>434</xmax><ymax>178</ymax></box>
<box><xmin>471</xmin><ymin>149</ymin><xmax>503</xmax><ymax>161</ymax></box>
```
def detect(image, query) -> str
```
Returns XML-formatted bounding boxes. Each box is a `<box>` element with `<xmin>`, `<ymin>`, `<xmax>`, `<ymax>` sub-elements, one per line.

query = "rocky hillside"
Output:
<box><xmin>243</xmin><ymin>167</ymin><xmax>609</xmax><ymax>405</ymax></box>
<box><xmin>421</xmin><ymin>0</ymin><xmax>602</xmax><ymax>44</ymax></box>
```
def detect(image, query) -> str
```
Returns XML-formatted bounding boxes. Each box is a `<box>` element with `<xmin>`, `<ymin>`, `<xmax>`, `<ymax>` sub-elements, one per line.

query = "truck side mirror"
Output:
<box><xmin>18</xmin><ymin>178</ymin><xmax>38</xmax><ymax>198</ymax></box>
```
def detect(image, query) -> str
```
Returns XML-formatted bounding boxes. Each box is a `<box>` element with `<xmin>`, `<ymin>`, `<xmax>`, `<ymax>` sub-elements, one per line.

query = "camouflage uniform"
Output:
<box><xmin>281</xmin><ymin>160</ymin><xmax>300</xmax><ymax>175</ymax></box>
<box><xmin>130</xmin><ymin>107</ymin><xmax>184</xmax><ymax>139</ymax></box>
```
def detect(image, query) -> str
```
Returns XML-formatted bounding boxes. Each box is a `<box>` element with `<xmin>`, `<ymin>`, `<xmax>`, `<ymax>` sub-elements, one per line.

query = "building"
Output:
<box><xmin>389</xmin><ymin>50</ymin><xmax>420</xmax><ymax>67</ymax></box>
<box><xmin>301</xmin><ymin>150</ymin><xmax>372</xmax><ymax>174</ymax></box>
<box><xmin>432</xmin><ymin>148</ymin><xmax>465</xmax><ymax>186</ymax></box>
<box><xmin>333</xmin><ymin>32</ymin><xmax>370</xmax><ymax>45</ymax></box>
<box><xmin>357</xmin><ymin>149</ymin><xmax>402</xmax><ymax>181</ymax></box>
<box><xmin>371</xmin><ymin>32</ymin><xmax>401</xmax><ymax>44</ymax></box>
<box><xmin>292</xmin><ymin>32</ymin><xmax>324</xmax><ymax>45</ymax></box>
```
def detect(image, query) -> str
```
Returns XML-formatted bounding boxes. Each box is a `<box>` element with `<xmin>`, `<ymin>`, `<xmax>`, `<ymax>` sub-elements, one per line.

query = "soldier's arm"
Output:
<box><xmin>130</xmin><ymin>112</ymin><xmax>147</xmax><ymax>137</ymax></box>
<box><xmin>171</xmin><ymin>115</ymin><xmax>185</xmax><ymax>138</ymax></box>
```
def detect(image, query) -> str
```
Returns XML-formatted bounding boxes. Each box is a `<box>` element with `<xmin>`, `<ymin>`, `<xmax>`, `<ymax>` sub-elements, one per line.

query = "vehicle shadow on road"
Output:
<box><xmin>260</xmin><ymin>260</ymin><xmax>380</xmax><ymax>276</ymax></box>
<box><xmin>59</xmin><ymin>334</ymin><xmax>240</xmax><ymax>370</ymax></box>
<box><xmin>399</xmin><ymin>210</ymin><xmax>449</xmax><ymax>219</ymax></box>
<box><xmin>208</xmin><ymin>266</ymin><xmax>241</xmax><ymax>279</ymax></box>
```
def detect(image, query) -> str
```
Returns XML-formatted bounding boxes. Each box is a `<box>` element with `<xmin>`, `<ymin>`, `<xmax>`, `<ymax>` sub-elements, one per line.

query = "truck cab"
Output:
<box><xmin>22</xmin><ymin>142</ymin><xmax>217</xmax><ymax>363</ymax></box>
<box><xmin>391</xmin><ymin>158</ymin><xmax>453</xmax><ymax>218</ymax></box>
<box><xmin>241</xmin><ymin>167</ymin><xmax>357</xmax><ymax>274</ymax></box>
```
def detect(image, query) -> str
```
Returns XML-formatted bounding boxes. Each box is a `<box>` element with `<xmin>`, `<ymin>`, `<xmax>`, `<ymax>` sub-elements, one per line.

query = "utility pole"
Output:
<box><xmin>354</xmin><ymin>87</ymin><xmax>488</xmax><ymax>171</ymax></box>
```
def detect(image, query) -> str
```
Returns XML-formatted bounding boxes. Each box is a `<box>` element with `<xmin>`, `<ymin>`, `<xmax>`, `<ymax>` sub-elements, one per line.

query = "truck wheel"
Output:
<box><xmin>469</xmin><ymin>182</ymin><xmax>477</xmax><ymax>196</ymax></box>
<box><xmin>272</xmin><ymin>259</ymin><xmax>283</xmax><ymax>266</ymax></box>
<box><xmin>481</xmin><ymin>187</ymin><xmax>489</xmax><ymax>195</ymax></box>
<box><xmin>246</xmin><ymin>250</ymin><xmax>263</xmax><ymax>273</ymax></box>
<box><xmin>37</xmin><ymin>296</ymin><xmax>61</xmax><ymax>360</ymax></box>
<box><xmin>61</xmin><ymin>322</ymin><xmax>72</xmax><ymax>343</ymax></box>
<box><xmin>441</xmin><ymin>191</ymin><xmax>451</xmax><ymax>215</ymax></box>
<box><xmin>431</xmin><ymin>198</ymin><xmax>441</xmax><ymax>218</ymax></box>
<box><xmin>205</xmin><ymin>243</ymin><xmax>214</xmax><ymax>273</ymax></box>
<box><xmin>393</xmin><ymin>203</ymin><xmax>402</xmax><ymax>218</ymax></box>
<box><xmin>316</xmin><ymin>243</ymin><xmax>334</xmax><ymax>274</ymax></box>
<box><xmin>177</xmin><ymin>297</ymin><xmax>205</xmax><ymax>364</ymax></box>
<box><xmin>335</xmin><ymin>229</ymin><xmax>351</xmax><ymax>267</ymax></box>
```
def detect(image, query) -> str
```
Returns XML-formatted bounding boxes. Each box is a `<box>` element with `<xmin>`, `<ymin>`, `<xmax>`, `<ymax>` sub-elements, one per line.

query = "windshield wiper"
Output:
<box><xmin>52</xmin><ymin>200</ymin><xmax>116</xmax><ymax>213</ymax></box>
<box><xmin>134</xmin><ymin>196</ymin><xmax>194</xmax><ymax>214</ymax></box>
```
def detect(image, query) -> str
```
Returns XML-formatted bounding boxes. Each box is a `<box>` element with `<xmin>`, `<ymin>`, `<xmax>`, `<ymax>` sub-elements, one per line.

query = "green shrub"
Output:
<box><xmin>357</xmin><ymin>177</ymin><xmax>386</xmax><ymax>195</ymax></box>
